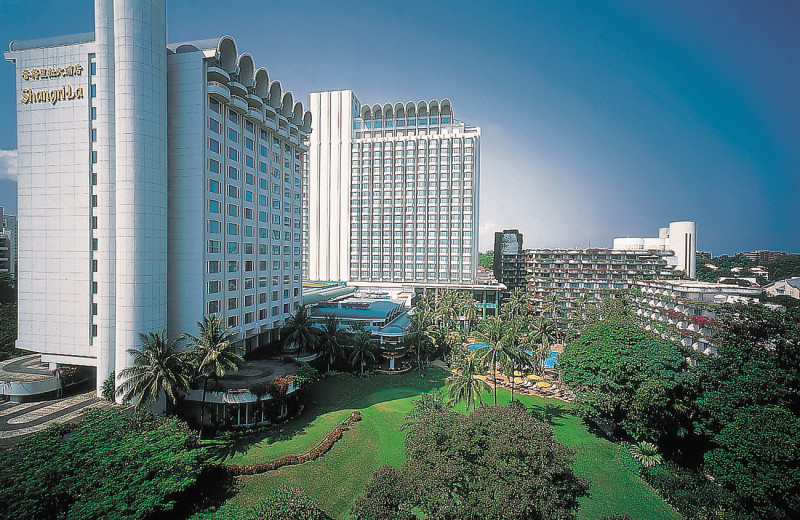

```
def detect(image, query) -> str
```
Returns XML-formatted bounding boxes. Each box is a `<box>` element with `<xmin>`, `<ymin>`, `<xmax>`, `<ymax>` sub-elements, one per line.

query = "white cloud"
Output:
<box><xmin>0</xmin><ymin>150</ymin><xmax>18</xmax><ymax>181</ymax></box>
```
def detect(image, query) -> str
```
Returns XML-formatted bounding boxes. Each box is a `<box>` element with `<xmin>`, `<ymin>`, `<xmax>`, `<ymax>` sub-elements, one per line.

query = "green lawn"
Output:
<box><xmin>203</xmin><ymin>368</ymin><xmax>680</xmax><ymax>520</ymax></box>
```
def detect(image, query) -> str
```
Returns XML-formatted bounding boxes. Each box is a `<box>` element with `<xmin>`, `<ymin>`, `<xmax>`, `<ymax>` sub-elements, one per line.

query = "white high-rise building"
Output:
<box><xmin>305</xmin><ymin>91</ymin><xmax>480</xmax><ymax>284</ymax></box>
<box><xmin>613</xmin><ymin>221</ymin><xmax>697</xmax><ymax>279</ymax></box>
<box><xmin>5</xmin><ymin>0</ymin><xmax>309</xmax><ymax>397</ymax></box>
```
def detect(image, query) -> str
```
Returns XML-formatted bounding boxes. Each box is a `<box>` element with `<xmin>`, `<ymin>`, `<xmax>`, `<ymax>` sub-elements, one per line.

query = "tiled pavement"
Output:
<box><xmin>0</xmin><ymin>391</ymin><xmax>109</xmax><ymax>446</ymax></box>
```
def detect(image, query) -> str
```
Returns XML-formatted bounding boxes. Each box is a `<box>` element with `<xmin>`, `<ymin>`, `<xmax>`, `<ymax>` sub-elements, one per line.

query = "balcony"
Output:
<box><xmin>228</xmin><ymin>79</ymin><xmax>248</xmax><ymax>97</ymax></box>
<box><xmin>246</xmin><ymin>106</ymin><xmax>265</xmax><ymax>124</ymax></box>
<box><xmin>206</xmin><ymin>63</ymin><xmax>230</xmax><ymax>83</ymax></box>
<box><xmin>229</xmin><ymin>94</ymin><xmax>248</xmax><ymax>114</ymax></box>
<box><xmin>246</xmin><ymin>92</ymin><xmax>263</xmax><ymax>108</ymax></box>
<box><xmin>207</xmin><ymin>81</ymin><xmax>230</xmax><ymax>103</ymax></box>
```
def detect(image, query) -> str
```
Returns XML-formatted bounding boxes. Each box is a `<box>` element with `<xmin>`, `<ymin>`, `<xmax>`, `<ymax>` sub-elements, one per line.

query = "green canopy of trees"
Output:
<box><xmin>0</xmin><ymin>409</ymin><xmax>206</xmax><ymax>520</ymax></box>
<box><xmin>353</xmin><ymin>404</ymin><xmax>588</xmax><ymax>520</ymax></box>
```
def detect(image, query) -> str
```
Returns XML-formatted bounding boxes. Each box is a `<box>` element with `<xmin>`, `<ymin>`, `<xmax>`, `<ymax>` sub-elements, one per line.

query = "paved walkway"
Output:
<box><xmin>0</xmin><ymin>391</ymin><xmax>109</xmax><ymax>446</ymax></box>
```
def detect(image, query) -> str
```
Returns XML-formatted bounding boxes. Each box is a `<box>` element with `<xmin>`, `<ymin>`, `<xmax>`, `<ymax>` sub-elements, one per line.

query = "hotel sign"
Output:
<box><xmin>19</xmin><ymin>63</ymin><xmax>85</xmax><ymax>105</ymax></box>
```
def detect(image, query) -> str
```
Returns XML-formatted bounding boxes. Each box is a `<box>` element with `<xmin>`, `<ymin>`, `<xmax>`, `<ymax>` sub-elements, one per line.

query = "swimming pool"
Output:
<box><xmin>466</xmin><ymin>344</ymin><xmax>559</xmax><ymax>367</ymax></box>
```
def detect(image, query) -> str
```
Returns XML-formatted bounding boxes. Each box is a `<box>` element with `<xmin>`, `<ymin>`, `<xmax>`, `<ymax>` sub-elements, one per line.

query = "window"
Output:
<box><xmin>207</xmin><ymin>281</ymin><xmax>221</xmax><ymax>293</ymax></box>
<box><xmin>91</xmin><ymin>128</ymin><xmax>97</xmax><ymax>142</ymax></box>
<box><xmin>227</xmin><ymin>185</ymin><xmax>240</xmax><ymax>198</ymax></box>
<box><xmin>226</xmin><ymin>222</ymin><xmax>239</xmax><ymax>235</ymax></box>
<box><xmin>245</xmin><ymin>137</ymin><xmax>254</xmax><ymax>150</ymax></box>
<box><xmin>208</xmin><ymin>179</ymin><xmax>221</xmax><ymax>193</ymax></box>
<box><xmin>228</xmin><ymin>147</ymin><xmax>239</xmax><ymax>161</ymax></box>
<box><xmin>208</xmin><ymin>138</ymin><xmax>221</xmax><ymax>153</ymax></box>
<box><xmin>208</xmin><ymin>260</ymin><xmax>221</xmax><ymax>273</ymax></box>
<box><xmin>90</xmin><ymin>84</ymin><xmax>97</xmax><ymax>97</ymax></box>
<box><xmin>91</xmin><ymin>107</ymin><xmax>97</xmax><ymax>120</ymax></box>
<box><xmin>208</xmin><ymin>117</ymin><xmax>221</xmax><ymax>134</ymax></box>
<box><xmin>227</xmin><ymin>297</ymin><xmax>238</xmax><ymax>310</ymax></box>
<box><xmin>228</xmin><ymin>261</ymin><xmax>239</xmax><ymax>273</ymax></box>
<box><xmin>227</xmin><ymin>242</ymin><xmax>239</xmax><ymax>254</ymax></box>
<box><xmin>208</xmin><ymin>200</ymin><xmax>220</xmax><ymax>213</ymax></box>
<box><xmin>208</xmin><ymin>158</ymin><xmax>221</xmax><ymax>174</ymax></box>
<box><xmin>208</xmin><ymin>300</ymin><xmax>220</xmax><ymax>314</ymax></box>
<box><xmin>207</xmin><ymin>220</ymin><xmax>221</xmax><ymax>233</ymax></box>
<box><xmin>92</xmin><ymin>151</ymin><xmax>97</xmax><ymax>164</ymax></box>
<box><xmin>227</xmin><ymin>315</ymin><xmax>238</xmax><ymax>327</ymax></box>
<box><xmin>207</xmin><ymin>240</ymin><xmax>220</xmax><ymax>253</ymax></box>
<box><xmin>228</xmin><ymin>166</ymin><xmax>239</xmax><ymax>180</ymax></box>
<box><xmin>229</xmin><ymin>112</ymin><xmax>239</xmax><ymax>125</ymax></box>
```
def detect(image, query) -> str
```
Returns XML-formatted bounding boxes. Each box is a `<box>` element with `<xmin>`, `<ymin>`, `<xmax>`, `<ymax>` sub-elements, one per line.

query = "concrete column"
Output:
<box><xmin>94</xmin><ymin>0</ymin><xmax>116</xmax><ymax>397</ymax></box>
<box><xmin>113</xmin><ymin>0</ymin><xmax>169</xmax><ymax>398</ymax></box>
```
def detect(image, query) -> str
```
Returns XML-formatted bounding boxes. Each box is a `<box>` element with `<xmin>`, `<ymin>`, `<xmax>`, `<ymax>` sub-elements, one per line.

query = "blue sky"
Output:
<box><xmin>1</xmin><ymin>0</ymin><xmax>797</xmax><ymax>255</ymax></box>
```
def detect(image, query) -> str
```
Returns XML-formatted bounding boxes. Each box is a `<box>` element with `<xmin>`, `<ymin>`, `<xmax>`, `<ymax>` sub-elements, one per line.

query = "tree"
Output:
<box><xmin>446</xmin><ymin>352</ymin><xmax>489</xmax><ymax>412</ymax></box>
<box><xmin>401</xmin><ymin>389</ymin><xmax>449</xmax><ymax>430</ymax></box>
<box><xmin>407</xmin><ymin>308</ymin><xmax>437</xmax><ymax>376</ymax></box>
<box><xmin>478</xmin><ymin>249</ymin><xmax>494</xmax><ymax>269</ymax></box>
<box><xmin>281</xmin><ymin>305</ymin><xmax>320</xmax><ymax>355</ymax></box>
<box><xmin>116</xmin><ymin>329</ymin><xmax>192</xmax><ymax>413</ymax></box>
<box><xmin>474</xmin><ymin>316</ymin><xmax>513</xmax><ymax>405</ymax></box>
<box><xmin>252</xmin><ymin>485</ymin><xmax>329</xmax><ymax>520</ymax></box>
<box><xmin>768</xmin><ymin>253</ymin><xmax>800</xmax><ymax>281</ymax></box>
<box><xmin>351</xmin><ymin>465</ymin><xmax>415</xmax><ymax>520</ymax></box>
<box><xmin>528</xmin><ymin>316</ymin><xmax>556</xmax><ymax>376</ymax></box>
<box><xmin>349</xmin><ymin>329</ymin><xmax>376</xmax><ymax>375</ymax></box>
<box><xmin>455</xmin><ymin>290</ymin><xmax>478</xmax><ymax>330</ymax></box>
<box><xmin>629</xmin><ymin>441</ymin><xmax>663</xmax><ymax>468</ymax></box>
<box><xmin>0</xmin><ymin>273</ymin><xmax>19</xmax><ymax>361</ymax></box>
<box><xmin>559</xmin><ymin>321</ymin><xmax>697</xmax><ymax>453</ymax></box>
<box><xmin>0</xmin><ymin>408</ymin><xmax>206</xmax><ymax>520</ymax></box>
<box><xmin>704</xmin><ymin>406</ymin><xmax>800</xmax><ymax>520</ymax></box>
<box><xmin>185</xmin><ymin>314</ymin><xmax>244</xmax><ymax>437</ymax></box>
<box><xmin>400</xmin><ymin>404</ymin><xmax>589</xmax><ymax>520</ymax></box>
<box><xmin>317</xmin><ymin>315</ymin><xmax>345</xmax><ymax>372</ymax></box>
<box><xmin>501</xmin><ymin>287</ymin><xmax>529</xmax><ymax>320</ymax></box>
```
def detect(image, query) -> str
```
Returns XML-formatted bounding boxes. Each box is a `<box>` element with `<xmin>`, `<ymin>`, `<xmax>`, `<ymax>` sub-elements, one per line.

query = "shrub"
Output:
<box><xmin>101</xmin><ymin>370</ymin><xmax>115</xmax><ymax>401</ymax></box>
<box><xmin>252</xmin><ymin>486</ymin><xmax>329</xmax><ymax>520</ymax></box>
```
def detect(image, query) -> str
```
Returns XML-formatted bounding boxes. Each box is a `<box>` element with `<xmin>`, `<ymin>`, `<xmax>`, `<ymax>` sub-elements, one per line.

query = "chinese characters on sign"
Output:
<box><xmin>21</xmin><ymin>64</ymin><xmax>84</xmax><ymax>81</ymax></box>
<box><xmin>19</xmin><ymin>63</ymin><xmax>86</xmax><ymax>105</ymax></box>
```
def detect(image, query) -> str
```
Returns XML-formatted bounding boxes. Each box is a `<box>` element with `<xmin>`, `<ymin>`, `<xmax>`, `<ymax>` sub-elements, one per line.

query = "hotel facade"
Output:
<box><xmin>304</xmin><ymin>90</ymin><xmax>480</xmax><ymax>285</ymax></box>
<box><xmin>5</xmin><ymin>0</ymin><xmax>309</xmax><ymax>397</ymax></box>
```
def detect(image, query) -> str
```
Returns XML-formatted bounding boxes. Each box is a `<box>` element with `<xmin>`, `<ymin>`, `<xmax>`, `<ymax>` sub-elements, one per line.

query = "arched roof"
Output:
<box><xmin>281</xmin><ymin>92</ymin><xmax>294</xmax><ymax>117</ymax></box>
<box><xmin>405</xmin><ymin>102</ymin><xmax>416</xmax><ymax>117</ymax></box>
<box><xmin>217</xmin><ymin>36</ymin><xmax>237</xmax><ymax>72</ymax></box>
<box><xmin>361</xmin><ymin>105</ymin><xmax>372</xmax><ymax>119</ymax></box>
<box><xmin>292</xmin><ymin>101</ymin><xmax>304</xmax><ymax>125</ymax></box>
<box><xmin>428</xmin><ymin>100</ymin><xmax>439</xmax><ymax>116</ymax></box>
<box><xmin>394</xmin><ymin>102</ymin><xmax>405</xmax><ymax>118</ymax></box>
<box><xmin>440</xmin><ymin>98</ymin><xmax>452</xmax><ymax>116</ymax></box>
<box><xmin>417</xmin><ymin>100</ymin><xmax>428</xmax><ymax>116</ymax></box>
<box><xmin>267</xmin><ymin>80</ymin><xmax>282</xmax><ymax>109</ymax></box>
<box><xmin>371</xmin><ymin>104</ymin><xmax>382</xmax><ymax>119</ymax></box>
<box><xmin>236</xmin><ymin>54</ymin><xmax>254</xmax><ymax>86</ymax></box>
<box><xmin>302</xmin><ymin>111</ymin><xmax>312</xmax><ymax>132</ymax></box>
<box><xmin>254</xmin><ymin>68</ymin><xmax>269</xmax><ymax>98</ymax></box>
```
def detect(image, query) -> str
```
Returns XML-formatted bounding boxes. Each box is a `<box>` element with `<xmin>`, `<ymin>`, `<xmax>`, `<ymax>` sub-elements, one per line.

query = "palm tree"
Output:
<box><xmin>185</xmin><ymin>314</ymin><xmax>244</xmax><ymax>437</ymax></box>
<box><xmin>456</xmin><ymin>291</ymin><xmax>478</xmax><ymax>330</ymax></box>
<box><xmin>501</xmin><ymin>319</ymin><xmax>528</xmax><ymax>402</ymax></box>
<box><xmin>502</xmin><ymin>287</ymin><xmax>529</xmax><ymax>320</ymax></box>
<box><xmin>475</xmin><ymin>316</ymin><xmax>513</xmax><ymax>405</ymax></box>
<box><xmin>408</xmin><ymin>308</ymin><xmax>437</xmax><ymax>376</ymax></box>
<box><xmin>318</xmin><ymin>315</ymin><xmax>346</xmax><ymax>372</ymax></box>
<box><xmin>630</xmin><ymin>441</ymin><xmax>663</xmax><ymax>468</ymax></box>
<box><xmin>116</xmin><ymin>329</ymin><xmax>192</xmax><ymax>413</ymax></box>
<box><xmin>281</xmin><ymin>305</ymin><xmax>320</xmax><ymax>355</ymax></box>
<box><xmin>349</xmin><ymin>329</ymin><xmax>376</xmax><ymax>375</ymax></box>
<box><xmin>446</xmin><ymin>352</ymin><xmax>489</xmax><ymax>412</ymax></box>
<box><xmin>529</xmin><ymin>316</ymin><xmax>556</xmax><ymax>376</ymax></box>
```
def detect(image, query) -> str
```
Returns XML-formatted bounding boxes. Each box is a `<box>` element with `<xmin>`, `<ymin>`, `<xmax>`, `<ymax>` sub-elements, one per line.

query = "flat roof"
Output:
<box><xmin>8</xmin><ymin>32</ymin><xmax>94</xmax><ymax>52</ymax></box>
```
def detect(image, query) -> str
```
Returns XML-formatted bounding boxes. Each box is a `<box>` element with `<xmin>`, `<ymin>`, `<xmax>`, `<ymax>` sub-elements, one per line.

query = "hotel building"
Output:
<box><xmin>493</xmin><ymin>229</ymin><xmax>526</xmax><ymax>296</ymax></box>
<box><xmin>525</xmin><ymin>248</ymin><xmax>678</xmax><ymax>320</ymax></box>
<box><xmin>612</xmin><ymin>221</ymin><xmax>697</xmax><ymax>279</ymax></box>
<box><xmin>5</xmin><ymin>0</ymin><xmax>309</xmax><ymax>397</ymax></box>
<box><xmin>304</xmin><ymin>90</ymin><xmax>480</xmax><ymax>285</ymax></box>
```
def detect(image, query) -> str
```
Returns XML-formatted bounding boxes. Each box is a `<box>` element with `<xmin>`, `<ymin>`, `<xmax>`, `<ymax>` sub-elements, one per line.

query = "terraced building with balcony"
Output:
<box><xmin>525</xmin><ymin>248</ymin><xmax>678</xmax><ymax>320</ymax></box>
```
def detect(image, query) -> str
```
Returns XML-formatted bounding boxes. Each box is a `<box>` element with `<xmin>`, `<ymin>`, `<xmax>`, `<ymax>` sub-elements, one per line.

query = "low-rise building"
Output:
<box><xmin>0</xmin><ymin>207</ymin><xmax>16</xmax><ymax>277</ymax></box>
<box><xmin>740</xmin><ymin>249</ymin><xmax>786</xmax><ymax>264</ymax></box>
<box><xmin>630</xmin><ymin>279</ymin><xmax>762</xmax><ymax>354</ymax></box>
<box><xmin>764</xmin><ymin>278</ymin><xmax>800</xmax><ymax>299</ymax></box>
<box><xmin>612</xmin><ymin>221</ymin><xmax>696</xmax><ymax>278</ymax></box>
